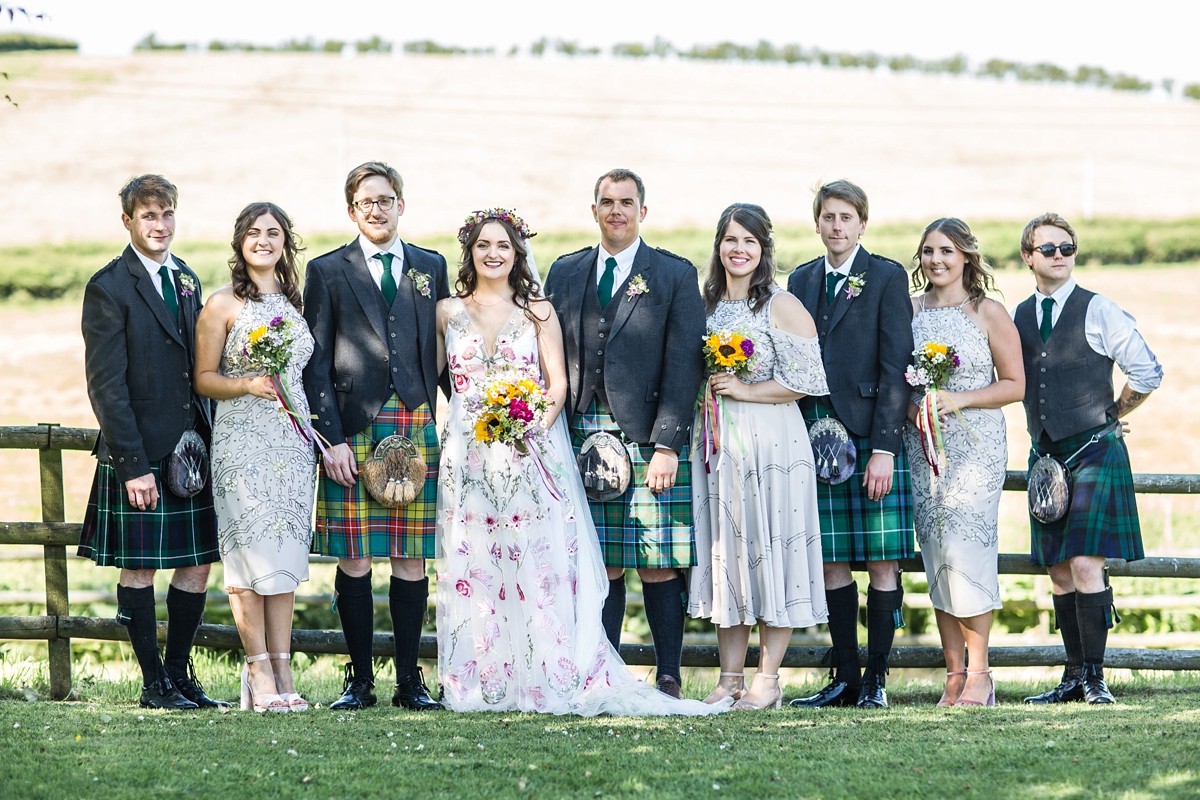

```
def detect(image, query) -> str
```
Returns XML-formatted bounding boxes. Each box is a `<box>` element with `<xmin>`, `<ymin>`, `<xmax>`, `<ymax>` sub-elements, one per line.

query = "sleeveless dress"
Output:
<box><xmin>435</xmin><ymin>298</ymin><xmax>724</xmax><ymax>716</ymax></box>
<box><xmin>902</xmin><ymin>300</ymin><xmax>1006</xmax><ymax>618</ymax></box>
<box><xmin>687</xmin><ymin>287</ymin><xmax>831</xmax><ymax>628</ymax></box>
<box><xmin>211</xmin><ymin>294</ymin><xmax>317</xmax><ymax>595</ymax></box>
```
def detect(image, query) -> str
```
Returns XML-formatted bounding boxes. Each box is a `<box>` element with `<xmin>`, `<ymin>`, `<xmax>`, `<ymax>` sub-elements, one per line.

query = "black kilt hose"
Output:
<box><xmin>1028</xmin><ymin>422</ymin><xmax>1143</xmax><ymax>567</ymax></box>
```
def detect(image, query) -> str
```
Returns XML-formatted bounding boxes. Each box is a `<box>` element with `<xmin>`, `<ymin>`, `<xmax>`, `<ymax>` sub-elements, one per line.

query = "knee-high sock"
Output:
<box><xmin>641</xmin><ymin>576</ymin><xmax>686</xmax><ymax>682</ymax></box>
<box><xmin>1052</xmin><ymin>591</ymin><xmax>1084</xmax><ymax>668</ymax></box>
<box><xmin>335</xmin><ymin>568</ymin><xmax>376</xmax><ymax>682</ymax></box>
<box><xmin>824</xmin><ymin>582</ymin><xmax>861</xmax><ymax>685</ymax></box>
<box><xmin>866</xmin><ymin>585</ymin><xmax>904</xmax><ymax>678</ymax></box>
<box><xmin>164</xmin><ymin>584</ymin><xmax>206</xmax><ymax>681</ymax></box>
<box><xmin>116</xmin><ymin>584</ymin><xmax>162</xmax><ymax>685</ymax></box>
<box><xmin>601</xmin><ymin>577</ymin><xmax>627</xmax><ymax>652</ymax></box>
<box><xmin>1076</xmin><ymin>587</ymin><xmax>1113</xmax><ymax>668</ymax></box>
<box><xmin>389</xmin><ymin>576</ymin><xmax>428</xmax><ymax>680</ymax></box>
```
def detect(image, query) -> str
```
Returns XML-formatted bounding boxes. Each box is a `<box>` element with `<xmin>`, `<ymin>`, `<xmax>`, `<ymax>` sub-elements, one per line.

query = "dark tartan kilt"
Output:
<box><xmin>313</xmin><ymin>394</ymin><xmax>439</xmax><ymax>559</ymax></box>
<box><xmin>568</xmin><ymin>400</ymin><xmax>696</xmax><ymax>570</ymax></box>
<box><xmin>802</xmin><ymin>401</ymin><xmax>914</xmax><ymax>563</ymax></box>
<box><xmin>1028</xmin><ymin>422</ymin><xmax>1143</xmax><ymax>567</ymax></box>
<box><xmin>78</xmin><ymin>459</ymin><xmax>219</xmax><ymax>570</ymax></box>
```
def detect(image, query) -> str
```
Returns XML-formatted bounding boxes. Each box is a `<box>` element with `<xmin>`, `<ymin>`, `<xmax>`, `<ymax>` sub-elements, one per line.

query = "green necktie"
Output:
<box><xmin>378</xmin><ymin>251</ymin><xmax>397</xmax><ymax>306</ymax></box>
<box><xmin>598</xmin><ymin>256</ymin><xmax>617</xmax><ymax>307</ymax></box>
<box><xmin>158</xmin><ymin>264</ymin><xmax>179</xmax><ymax>320</ymax></box>
<box><xmin>826</xmin><ymin>271</ymin><xmax>842</xmax><ymax>305</ymax></box>
<box><xmin>1040</xmin><ymin>297</ymin><xmax>1055</xmax><ymax>342</ymax></box>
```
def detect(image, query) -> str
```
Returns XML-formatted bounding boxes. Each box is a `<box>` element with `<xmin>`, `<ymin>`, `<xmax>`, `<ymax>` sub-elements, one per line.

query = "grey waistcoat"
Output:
<box><xmin>575</xmin><ymin>261</ymin><xmax>622</xmax><ymax>415</ymax></box>
<box><xmin>379</xmin><ymin>279</ymin><xmax>427</xmax><ymax>411</ymax></box>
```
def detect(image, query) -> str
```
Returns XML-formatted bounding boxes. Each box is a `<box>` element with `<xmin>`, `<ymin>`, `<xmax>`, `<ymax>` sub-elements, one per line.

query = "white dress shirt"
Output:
<box><xmin>822</xmin><ymin>243</ymin><xmax>862</xmax><ymax>297</ymax></box>
<box><xmin>132</xmin><ymin>247</ymin><xmax>180</xmax><ymax>299</ymax></box>
<box><xmin>596</xmin><ymin>238</ymin><xmax>641</xmax><ymax>290</ymax></box>
<box><xmin>358</xmin><ymin>234</ymin><xmax>406</xmax><ymax>289</ymax></box>
<box><xmin>1020</xmin><ymin>277</ymin><xmax>1163</xmax><ymax>393</ymax></box>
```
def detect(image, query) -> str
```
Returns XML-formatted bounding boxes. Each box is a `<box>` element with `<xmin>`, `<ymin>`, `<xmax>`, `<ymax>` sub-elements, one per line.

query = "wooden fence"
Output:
<box><xmin>2</xmin><ymin>423</ymin><xmax>1199</xmax><ymax>700</ymax></box>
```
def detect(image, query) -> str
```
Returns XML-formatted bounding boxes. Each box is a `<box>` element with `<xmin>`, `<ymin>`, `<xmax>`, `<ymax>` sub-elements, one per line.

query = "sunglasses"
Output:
<box><xmin>1031</xmin><ymin>243</ymin><xmax>1077</xmax><ymax>258</ymax></box>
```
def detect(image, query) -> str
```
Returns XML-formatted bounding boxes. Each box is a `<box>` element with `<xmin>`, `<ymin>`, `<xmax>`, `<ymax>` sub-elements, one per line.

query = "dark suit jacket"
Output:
<box><xmin>544</xmin><ymin>241</ymin><xmax>705</xmax><ymax>453</ymax></box>
<box><xmin>81</xmin><ymin>245</ymin><xmax>207</xmax><ymax>484</ymax></box>
<box><xmin>787</xmin><ymin>247</ymin><xmax>914</xmax><ymax>454</ymax></box>
<box><xmin>302</xmin><ymin>239</ymin><xmax>450</xmax><ymax>443</ymax></box>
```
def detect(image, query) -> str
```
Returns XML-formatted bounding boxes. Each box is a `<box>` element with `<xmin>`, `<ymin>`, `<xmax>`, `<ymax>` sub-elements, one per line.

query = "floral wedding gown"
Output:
<box><xmin>435</xmin><ymin>298</ymin><xmax>724</xmax><ymax>716</ymax></box>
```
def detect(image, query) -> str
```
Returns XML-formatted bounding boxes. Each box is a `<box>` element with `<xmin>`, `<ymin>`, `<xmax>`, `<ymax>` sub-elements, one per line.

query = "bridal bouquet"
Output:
<box><xmin>697</xmin><ymin>328</ymin><xmax>757</xmax><ymax>472</ymax></box>
<box><xmin>468</xmin><ymin>364</ymin><xmax>564</xmax><ymax>498</ymax></box>
<box><xmin>906</xmin><ymin>341</ymin><xmax>972</xmax><ymax>475</ymax></box>
<box><xmin>236</xmin><ymin>316</ymin><xmax>330</xmax><ymax>456</ymax></box>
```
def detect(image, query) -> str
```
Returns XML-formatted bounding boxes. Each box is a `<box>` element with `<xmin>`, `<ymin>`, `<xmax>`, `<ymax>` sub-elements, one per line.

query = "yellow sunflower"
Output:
<box><xmin>923</xmin><ymin>342</ymin><xmax>948</xmax><ymax>358</ymax></box>
<box><xmin>517</xmin><ymin>378</ymin><xmax>539</xmax><ymax>397</ymax></box>
<box><xmin>474</xmin><ymin>413</ymin><xmax>500</xmax><ymax>442</ymax></box>
<box><xmin>486</xmin><ymin>382</ymin><xmax>513</xmax><ymax>405</ymax></box>
<box><xmin>248</xmin><ymin>325</ymin><xmax>269</xmax><ymax>345</ymax></box>
<box><xmin>708</xmin><ymin>332</ymin><xmax>748</xmax><ymax>368</ymax></box>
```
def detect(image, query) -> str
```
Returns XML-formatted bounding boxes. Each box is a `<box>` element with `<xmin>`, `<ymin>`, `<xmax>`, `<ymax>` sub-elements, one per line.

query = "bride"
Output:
<box><xmin>434</xmin><ymin>208</ymin><xmax>723</xmax><ymax>716</ymax></box>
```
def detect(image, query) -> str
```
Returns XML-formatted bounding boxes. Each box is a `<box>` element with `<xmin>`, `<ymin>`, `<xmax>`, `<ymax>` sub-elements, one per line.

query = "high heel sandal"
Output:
<box><xmin>937</xmin><ymin>670</ymin><xmax>967</xmax><ymax>707</ymax></box>
<box><xmin>954</xmin><ymin>669</ymin><xmax>995</xmax><ymax>707</ymax></box>
<box><xmin>269</xmin><ymin>652</ymin><xmax>309</xmax><ymax>712</ymax></box>
<box><xmin>704</xmin><ymin>672</ymin><xmax>746</xmax><ymax>704</ymax></box>
<box><xmin>732</xmin><ymin>673</ymin><xmax>783</xmax><ymax>710</ymax></box>
<box><xmin>241</xmin><ymin>653</ymin><xmax>289</xmax><ymax>713</ymax></box>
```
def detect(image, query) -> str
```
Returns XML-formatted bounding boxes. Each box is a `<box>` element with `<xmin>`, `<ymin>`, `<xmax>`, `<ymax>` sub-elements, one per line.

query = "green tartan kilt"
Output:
<box><xmin>802</xmin><ymin>401</ymin><xmax>914</xmax><ymax>563</ymax></box>
<box><xmin>569</xmin><ymin>400</ymin><xmax>696</xmax><ymax>570</ymax></box>
<box><xmin>1028</xmin><ymin>422</ymin><xmax>1143</xmax><ymax>567</ymax></box>
<box><xmin>313</xmin><ymin>395</ymin><xmax>439</xmax><ymax>559</ymax></box>
<box><xmin>78</xmin><ymin>459</ymin><xmax>219</xmax><ymax>570</ymax></box>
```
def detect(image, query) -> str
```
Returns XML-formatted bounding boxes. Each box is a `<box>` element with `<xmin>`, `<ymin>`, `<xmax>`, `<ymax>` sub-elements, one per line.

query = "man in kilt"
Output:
<box><xmin>303</xmin><ymin>162</ymin><xmax>449</xmax><ymax>711</ymax></box>
<box><xmin>1014</xmin><ymin>213</ymin><xmax>1162</xmax><ymax>705</ymax></box>
<box><xmin>79</xmin><ymin>175</ymin><xmax>224</xmax><ymax>710</ymax></box>
<box><xmin>544</xmin><ymin>169</ymin><xmax>706</xmax><ymax>698</ymax></box>
<box><xmin>787</xmin><ymin>180</ymin><xmax>915</xmax><ymax>709</ymax></box>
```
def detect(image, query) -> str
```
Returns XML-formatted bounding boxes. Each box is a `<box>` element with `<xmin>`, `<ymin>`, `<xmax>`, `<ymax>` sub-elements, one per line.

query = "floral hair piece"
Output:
<box><xmin>457</xmin><ymin>208</ymin><xmax>537</xmax><ymax>247</ymax></box>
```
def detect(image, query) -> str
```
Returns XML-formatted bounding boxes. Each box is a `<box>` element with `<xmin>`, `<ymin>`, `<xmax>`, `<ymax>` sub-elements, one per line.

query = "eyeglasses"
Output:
<box><xmin>1031</xmin><ymin>243</ymin><xmax>1077</xmax><ymax>258</ymax></box>
<box><xmin>353</xmin><ymin>196</ymin><xmax>398</xmax><ymax>214</ymax></box>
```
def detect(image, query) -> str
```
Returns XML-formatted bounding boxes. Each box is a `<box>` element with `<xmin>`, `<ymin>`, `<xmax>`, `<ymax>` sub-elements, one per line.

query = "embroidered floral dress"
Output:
<box><xmin>435</xmin><ymin>298</ymin><xmax>723</xmax><ymax>716</ymax></box>
<box><xmin>212</xmin><ymin>294</ymin><xmax>316</xmax><ymax>595</ymax></box>
<box><xmin>688</xmin><ymin>287</ymin><xmax>831</xmax><ymax>628</ymax></box>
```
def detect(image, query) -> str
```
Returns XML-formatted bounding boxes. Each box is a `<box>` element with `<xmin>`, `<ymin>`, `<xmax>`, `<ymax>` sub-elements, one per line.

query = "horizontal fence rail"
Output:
<box><xmin>3</xmin><ymin>423</ymin><xmax>1200</xmax><ymax>699</ymax></box>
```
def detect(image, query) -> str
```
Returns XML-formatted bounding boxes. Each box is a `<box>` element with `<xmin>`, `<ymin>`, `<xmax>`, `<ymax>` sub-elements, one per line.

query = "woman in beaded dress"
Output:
<box><xmin>195</xmin><ymin>202</ymin><xmax>316</xmax><ymax>712</ymax></box>
<box><xmin>687</xmin><ymin>204</ymin><xmax>830</xmax><ymax>711</ymax></box>
<box><xmin>901</xmin><ymin>218</ymin><xmax>1024</xmax><ymax>707</ymax></box>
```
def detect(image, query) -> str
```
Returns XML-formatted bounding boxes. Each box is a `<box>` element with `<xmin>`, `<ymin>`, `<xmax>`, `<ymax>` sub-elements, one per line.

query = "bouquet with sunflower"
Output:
<box><xmin>697</xmin><ymin>328</ymin><xmax>757</xmax><ymax>472</ymax></box>
<box><xmin>906</xmin><ymin>341</ymin><xmax>972</xmax><ymax>475</ymax></box>
<box><xmin>468</xmin><ymin>364</ymin><xmax>564</xmax><ymax>498</ymax></box>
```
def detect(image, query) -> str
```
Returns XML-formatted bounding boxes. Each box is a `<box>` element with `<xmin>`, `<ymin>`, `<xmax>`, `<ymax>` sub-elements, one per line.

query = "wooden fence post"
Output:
<box><xmin>38</xmin><ymin>423</ymin><xmax>72</xmax><ymax>700</ymax></box>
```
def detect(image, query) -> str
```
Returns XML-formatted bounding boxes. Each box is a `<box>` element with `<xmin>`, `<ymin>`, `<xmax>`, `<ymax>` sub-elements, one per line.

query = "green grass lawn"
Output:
<box><xmin>1</xmin><ymin>661</ymin><xmax>1198</xmax><ymax>799</ymax></box>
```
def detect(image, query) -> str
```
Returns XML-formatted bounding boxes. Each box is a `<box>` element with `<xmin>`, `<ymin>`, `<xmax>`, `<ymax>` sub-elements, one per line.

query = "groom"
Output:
<box><xmin>303</xmin><ymin>161</ymin><xmax>450</xmax><ymax>711</ymax></box>
<box><xmin>544</xmin><ymin>169</ymin><xmax>706</xmax><ymax>698</ymax></box>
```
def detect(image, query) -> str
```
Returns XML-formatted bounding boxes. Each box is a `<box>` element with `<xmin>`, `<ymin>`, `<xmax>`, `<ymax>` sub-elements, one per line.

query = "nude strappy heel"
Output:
<box><xmin>955</xmin><ymin>669</ymin><xmax>995</xmax><ymax>707</ymax></box>
<box><xmin>704</xmin><ymin>671</ymin><xmax>747</xmax><ymax>704</ymax></box>
<box><xmin>269</xmin><ymin>652</ymin><xmax>309</xmax><ymax>712</ymax></box>
<box><xmin>242</xmin><ymin>652</ymin><xmax>289</xmax><ymax>713</ymax></box>
<box><xmin>938</xmin><ymin>670</ymin><xmax>967</xmax><ymax>707</ymax></box>
<box><xmin>732</xmin><ymin>673</ymin><xmax>782</xmax><ymax>710</ymax></box>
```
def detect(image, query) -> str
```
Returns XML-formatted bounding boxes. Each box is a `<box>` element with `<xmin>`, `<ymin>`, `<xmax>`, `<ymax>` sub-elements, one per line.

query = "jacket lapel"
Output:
<box><xmin>802</xmin><ymin>261</ymin><xmax>822</xmax><ymax>317</ymax></box>
<box><xmin>124</xmin><ymin>246</ymin><xmax>184</xmax><ymax>346</ymax></box>
<box><xmin>401</xmin><ymin>242</ymin><xmax>433</xmax><ymax>354</ymax></box>
<box><xmin>565</xmin><ymin>246</ymin><xmax>599</xmax><ymax>350</ymax></box>
<box><xmin>827</xmin><ymin>247</ymin><xmax>869</xmax><ymax>334</ymax></box>
<box><xmin>607</xmin><ymin>241</ymin><xmax>650</xmax><ymax>342</ymax></box>
<box><xmin>342</xmin><ymin>243</ymin><xmax>388</xmax><ymax>344</ymax></box>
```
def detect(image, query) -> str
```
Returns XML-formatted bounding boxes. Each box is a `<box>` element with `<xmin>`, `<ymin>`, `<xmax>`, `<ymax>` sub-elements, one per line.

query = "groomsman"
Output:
<box><xmin>1014</xmin><ymin>213</ymin><xmax>1162</xmax><ymax>704</ymax></box>
<box><xmin>78</xmin><ymin>175</ymin><xmax>223</xmax><ymax>709</ymax></box>
<box><xmin>303</xmin><ymin>162</ymin><xmax>450</xmax><ymax>711</ymax></box>
<box><xmin>787</xmin><ymin>180</ymin><xmax>915</xmax><ymax>709</ymax></box>
<box><xmin>544</xmin><ymin>169</ymin><xmax>706</xmax><ymax>698</ymax></box>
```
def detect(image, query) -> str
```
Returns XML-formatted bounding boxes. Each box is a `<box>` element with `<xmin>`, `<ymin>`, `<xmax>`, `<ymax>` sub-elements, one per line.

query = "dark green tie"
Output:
<box><xmin>598</xmin><ymin>257</ymin><xmax>617</xmax><ymax>307</ymax></box>
<box><xmin>1040</xmin><ymin>297</ymin><xmax>1055</xmax><ymax>342</ymax></box>
<box><xmin>378</xmin><ymin>251</ymin><xmax>397</xmax><ymax>306</ymax></box>
<box><xmin>826</xmin><ymin>271</ymin><xmax>842</xmax><ymax>305</ymax></box>
<box><xmin>158</xmin><ymin>264</ymin><xmax>179</xmax><ymax>320</ymax></box>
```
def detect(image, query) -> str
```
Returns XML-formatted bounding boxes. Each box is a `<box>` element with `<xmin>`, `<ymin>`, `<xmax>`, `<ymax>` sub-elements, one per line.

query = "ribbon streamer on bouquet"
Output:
<box><xmin>269</xmin><ymin>371</ymin><xmax>334</xmax><ymax>459</ymax></box>
<box><xmin>698</xmin><ymin>377</ymin><xmax>747</xmax><ymax>473</ymax></box>
<box><xmin>915</xmin><ymin>388</ymin><xmax>979</xmax><ymax>476</ymax></box>
<box><xmin>529</xmin><ymin>441</ymin><xmax>567</xmax><ymax>501</ymax></box>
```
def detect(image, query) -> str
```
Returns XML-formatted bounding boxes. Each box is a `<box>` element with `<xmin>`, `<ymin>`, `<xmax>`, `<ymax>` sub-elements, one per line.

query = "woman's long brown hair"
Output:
<box><xmin>456</xmin><ymin>217</ymin><xmax>543</xmax><ymax>327</ymax></box>
<box><xmin>228</xmin><ymin>201</ymin><xmax>304</xmax><ymax>310</ymax></box>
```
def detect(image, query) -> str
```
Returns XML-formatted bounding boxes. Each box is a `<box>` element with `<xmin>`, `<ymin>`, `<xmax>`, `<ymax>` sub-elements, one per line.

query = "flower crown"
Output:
<box><xmin>457</xmin><ymin>208</ymin><xmax>536</xmax><ymax>247</ymax></box>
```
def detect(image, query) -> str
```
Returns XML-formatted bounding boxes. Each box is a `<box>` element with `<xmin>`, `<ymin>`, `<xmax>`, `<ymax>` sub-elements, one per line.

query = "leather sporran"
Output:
<box><xmin>165</xmin><ymin>430</ymin><xmax>209</xmax><ymax>498</ymax></box>
<box><xmin>809</xmin><ymin>417</ymin><xmax>857</xmax><ymax>485</ymax></box>
<box><xmin>361</xmin><ymin>435</ymin><xmax>426</xmax><ymax>508</ymax></box>
<box><xmin>1028</xmin><ymin>454</ymin><xmax>1071</xmax><ymax>524</ymax></box>
<box><xmin>577</xmin><ymin>431</ymin><xmax>632</xmax><ymax>501</ymax></box>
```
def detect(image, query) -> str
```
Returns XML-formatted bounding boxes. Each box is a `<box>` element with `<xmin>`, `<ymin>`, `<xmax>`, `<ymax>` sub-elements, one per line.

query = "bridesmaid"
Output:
<box><xmin>687</xmin><ymin>203</ymin><xmax>830</xmax><ymax>710</ymax></box>
<box><xmin>194</xmin><ymin>202</ymin><xmax>316</xmax><ymax>713</ymax></box>
<box><xmin>902</xmin><ymin>218</ymin><xmax>1024</xmax><ymax>706</ymax></box>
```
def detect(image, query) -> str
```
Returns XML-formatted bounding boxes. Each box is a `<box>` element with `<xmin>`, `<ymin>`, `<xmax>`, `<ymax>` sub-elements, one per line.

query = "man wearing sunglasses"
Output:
<box><xmin>1012</xmin><ymin>212</ymin><xmax>1162</xmax><ymax>704</ymax></box>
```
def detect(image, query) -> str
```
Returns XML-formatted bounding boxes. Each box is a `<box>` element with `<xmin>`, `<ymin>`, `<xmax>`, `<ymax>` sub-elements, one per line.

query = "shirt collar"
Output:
<box><xmin>823</xmin><ymin>244</ymin><xmax>861</xmax><ymax>276</ymax></box>
<box><xmin>599</xmin><ymin>238</ymin><xmax>641</xmax><ymax>272</ymax></box>
<box><xmin>358</xmin><ymin>234</ymin><xmax>403</xmax><ymax>264</ymax></box>
<box><xmin>1035</xmin><ymin>277</ymin><xmax>1076</xmax><ymax>306</ymax></box>
<box><xmin>132</xmin><ymin>247</ymin><xmax>178</xmax><ymax>275</ymax></box>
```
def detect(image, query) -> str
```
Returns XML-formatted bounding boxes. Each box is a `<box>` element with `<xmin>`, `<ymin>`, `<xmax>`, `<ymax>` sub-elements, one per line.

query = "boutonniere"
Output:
<box><xmin>845</xmin><ymin>274</ymin><xmax>865</xmax><ymax>299</ymax></box>
<box><xmin>626</xmin><ymin>275</ymin><xmax>649</xmax><ymax>301</ymax></box>
<box><xmin>410</xmin><ymin>271</ymin><xmax>432</xmax><ymax>298</ymax></box>
<box><xmin>177</xmin><ymin>273</ymin><xmax>197</xmax><ymax>297</ymax></box>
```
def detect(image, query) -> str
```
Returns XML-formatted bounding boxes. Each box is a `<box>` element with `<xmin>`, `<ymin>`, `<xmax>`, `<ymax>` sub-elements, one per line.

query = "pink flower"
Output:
<box><xmin>476</xmin><ymin>596</ymin><xmax>496</xmax><ymax>616</ymax></box>
<box><xmin>507</xmin><ymin>398</ymin><xmax>534</xmax><ymax>423</ymax></box>
<box><xmin>484</xmin><ymin>514</ymin><xmax>499</xmax><ymax>532</ymax></box>
<box><xmin>460</xmin><ymin>660</ymin><xmax>477</xmax><ymax>679</ymax></box>
<box><xmin>517</xmin><ymin>583</ymin><xmax>525</xmax><ymax>601</ymax></box>
<box><xmin>507</xmin><ymin>543</ymin><xmax>522</xmax><ymax>561</ymax></box>
<box><xmin>524</xmin><ymin>686</ymin><xmax>545</xmax><ymax>708</ymax></box>
<box><xmin>558</xmin><ymin>657</ymin><xmax>578</xmax><ymax>675</ymax></box>
<box><xmin>453</xmin><ymin>372</ymin><xmax>471</xmax><ymax>393</ymax></box>
<box><xmin>455</xmin><ymin>579</ymin><xmax>471</xmax><ymax>597</ymax></box>
<box><xmin>467</xmin><ymin>448</ymin><xmax>483</xmax><ymax>471</ymax></box>
<box><xmin>468</xmin><ymin>567</ymin><xmax>494</xmax><ymax>589</ymax></box>
<box><xmin>537</xmin><ymin>590</ymin><xmax>556</xmax><ymax>609</ymax></box>
<box><xmin>498</xmin><ymin>583</ymin><xmax>506</xmax><ymax>600</ymax></box>
<box><xmin>740</xmin><ymin>338</ymin><xmax>755</xmax><ymax>357</ymax></box>
<box><xmin>489</xmin><ymin>541</ymin><xmax>502</xmax><ymax>561</ymax></box>
<box><xmin>455</xmin><ymin>540</ymin><xmax>471</xmax><ymax>556</ymax></box>
<box><xmin>462</xmin><ymin>345</ymin><xmax>478</xmax><ymax>360</ymax></box>
<box><xmin>500</xmin><ymin>347</ymin><xmax>516</xmax><ymax>362</ymax></box>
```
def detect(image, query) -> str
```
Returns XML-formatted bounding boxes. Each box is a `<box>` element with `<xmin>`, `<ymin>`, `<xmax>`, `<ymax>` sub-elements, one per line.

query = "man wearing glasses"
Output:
<box><xmin>303</xmin><ymin>161</ymin><xmax>450</xmax><ymax>711</ymax></box>
<box><xmin>1013</xmin><ymin>213</ymin><xmax>1162</xmax><ymax>705</ymax></box>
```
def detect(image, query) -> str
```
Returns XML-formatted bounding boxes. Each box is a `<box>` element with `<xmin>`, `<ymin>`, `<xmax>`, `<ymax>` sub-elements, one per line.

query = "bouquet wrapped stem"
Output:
<box><xmin>697</xmin><ymin>329</ymin><xmax>754</xmax><ymax>473</ymax></box>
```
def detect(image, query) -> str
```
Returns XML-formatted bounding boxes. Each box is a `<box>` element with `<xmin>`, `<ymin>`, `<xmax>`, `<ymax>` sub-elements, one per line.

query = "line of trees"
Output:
<box><xmin>0</xmin><ymin>32</ymin><xmax>76</xmax><ymax>52</ymax></box>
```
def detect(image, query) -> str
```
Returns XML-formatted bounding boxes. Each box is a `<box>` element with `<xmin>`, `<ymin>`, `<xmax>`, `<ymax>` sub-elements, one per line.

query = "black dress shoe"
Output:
<box><xmin>1081</xmin><ymin>663</ymin><xmax>1115</xmax><ymax>704</ymax></box>
<box><xmin>1023</xmin><ymin>666</ymin><xmax>1085</xmax><ymax>704</ymax></box>
<box><xmin>789</xmin><ymin>679</ymin><xmax>860</xmax><ymax>708</ymax></box>
<box><xmin>329</xmin><ymin>664</ymin><xmax>377</xmax><ymax>710</ymax></box>
<box><xmin>140</xmin><ymin>676</ymin><xmax>199</xmax><ymax>710</ymax></box>
<box><xmin>856</xmin><ymin>671</ymin><xmax>888</xmax><ymax>709</ymax></box>
<box><xmin>167</xmin><ymin>657</ymin><xmax>229</xmax><ymax>709</ymax></box>
<box><xmin>656</xmin><ymin>674</ymin><xmax>682</xmax><ymax>699</ymax></box>
<box><xmin>392</xmin><ymin>668</ymin><xmax>444</xmax><ymax>710</ymax></box>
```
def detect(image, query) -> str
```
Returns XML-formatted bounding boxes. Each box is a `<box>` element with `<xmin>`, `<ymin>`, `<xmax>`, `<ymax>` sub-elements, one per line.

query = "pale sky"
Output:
<box><xmin>8</xmin><ymin>0</ymin><xmax>1200</xmax><ymax>85</ymax></box>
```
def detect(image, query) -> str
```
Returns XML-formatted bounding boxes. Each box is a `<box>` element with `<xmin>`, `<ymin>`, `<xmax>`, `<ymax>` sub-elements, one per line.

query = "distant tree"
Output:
<box><xmin>613</xmin><ymin>42</ymin><xmax>649</xmax><ymax>58</ymax></box>
<box><xmin>356</xmin><ymin>35</ymin><xmax>391</xmax><ymax>54</ymax></box>
<box><xmin>322</xmin><ymin>39</ymin><xmax>344</xmax><ymax>54</ymax></box>
<box><xmin>1161</xmin><ymin>78</ymin><xmax>1174</xmax><ymax>95</ymax></box>
<box><xmin>1183</xmin><ymin>84</ymin><xmax>1200</xmax><ymax>101</ymax></box>
<box><xmin>134</xmin><ymin>33</ymin><xmax>186</xmax><ymax>51</ymax></box>
<box><xmin>1111</xmin><ymin>73</ymin><xmax>1151</xmax><ymax>92</ymax></box>
<box><xmin>0</xmin><ymin>32</ymin><xmax>75</xmax><ymax>51</ymax></box>
<box><xmin>530</xmin><ymin>37</ymin><xmax>546</xmax><ymax>56</ymax></box>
